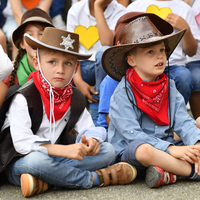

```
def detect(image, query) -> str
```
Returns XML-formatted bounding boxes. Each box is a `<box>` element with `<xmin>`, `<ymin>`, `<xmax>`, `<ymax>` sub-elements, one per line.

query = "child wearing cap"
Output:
<box><xmin>0</xmin><ymin>8</ymin><xmax>54</xmax><ymax>108</ymax></box>
<box><xmin>2</xmin><ymin>0</ymin><xmax>53</xmax><ymax>60</ymax></box>
<box><xmin>102</xmin><ymin>12</ymin><xmax>200</xmax><ymax>188</ymax></box>
<box><xmin>0</xmin><ymin>27</ymin><xmax>136</xmax><ymax>197</ymax></box>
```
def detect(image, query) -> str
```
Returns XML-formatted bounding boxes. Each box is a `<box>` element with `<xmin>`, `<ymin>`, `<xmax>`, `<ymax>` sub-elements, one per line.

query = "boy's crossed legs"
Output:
<box><xmin>121</xmin><ymin>140</ymin><xmax>199</xmax><ymax>188</ymax></box>
<box><xmin>6</xmin><ymin>142</ymin><xmax>137</xmax><ymax>197</ymax></box>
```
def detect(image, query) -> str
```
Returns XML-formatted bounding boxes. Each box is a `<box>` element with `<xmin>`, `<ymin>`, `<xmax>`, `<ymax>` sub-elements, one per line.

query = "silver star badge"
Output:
<box><xmin>60</xmin><ymin>34</ymin><xmax>75</xmax><ymax>50</ymax></box>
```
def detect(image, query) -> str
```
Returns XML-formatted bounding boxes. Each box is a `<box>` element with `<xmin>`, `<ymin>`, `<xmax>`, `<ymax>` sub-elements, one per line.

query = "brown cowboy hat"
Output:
<box><xmin>12</xmin><ymin>7</ymin><xmax>54</xmax><ymax>49</ymax></box>
<box><xmin>102</xmin><ymin>12</ymin><xmax>186</xmax><ymax>82</ymax></box>
<box><xmin>24</xmin><ymin>27</ymin><xmax>92</xmax><ymax>60</ymax></box>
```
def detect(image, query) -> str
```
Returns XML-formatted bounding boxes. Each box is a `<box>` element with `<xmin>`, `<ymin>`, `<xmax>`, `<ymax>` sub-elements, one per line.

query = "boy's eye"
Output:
<box><xmin>49</xmin><ymin>61</ymin><xmax>55</xmax><ymax>65</ymax></box>
<box><xmin>65</xmin><ymin>62</ymin><xmax>72</xmax><ymax>66</ymax></box>
<box><xmin>148</xmin><ymin>50</ymin><xmax>153</xmax><ymax>54</ymax></box>
<box><xmin>160</xmin><ymin>48</ymin><xmax>165</xmax><ymax>52</ymax></box>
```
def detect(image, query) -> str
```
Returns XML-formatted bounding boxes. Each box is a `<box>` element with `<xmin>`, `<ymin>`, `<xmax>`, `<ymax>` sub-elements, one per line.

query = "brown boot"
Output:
<box><xmin>20</xmin><ymin>174</ymin><xmax>49</xmax><ymax>197</ymax></box>
<box><xmin>95</xmin><ymin>162</ymin><xmax>137</xmax><ymax>187</ymax></box>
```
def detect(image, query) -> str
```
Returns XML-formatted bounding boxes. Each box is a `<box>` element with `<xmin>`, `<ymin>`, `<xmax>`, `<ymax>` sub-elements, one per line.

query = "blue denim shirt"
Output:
<box><xmin>108</xmin><ymin>77</ymin><xmax>200</xmax><ymax>158</ymax></box>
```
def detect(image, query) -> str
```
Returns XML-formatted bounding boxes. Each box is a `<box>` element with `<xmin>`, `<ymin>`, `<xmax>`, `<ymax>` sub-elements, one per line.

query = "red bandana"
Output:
<box><xmin>28</xmin><ymin>71</ymin><xmax>73</xmax><ymax>122</ymax></box>
<box><xmin>126</xmin><ymin>68</ymin><xmax>169</xmax><ymax>125</ymax></box>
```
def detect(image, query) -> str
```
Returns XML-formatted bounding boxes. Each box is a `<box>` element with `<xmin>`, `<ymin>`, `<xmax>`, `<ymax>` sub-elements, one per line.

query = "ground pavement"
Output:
<box><xmin>1</xmin><ymin>179</ymin><xmax>200</xmax><ymax>200</ymax></box>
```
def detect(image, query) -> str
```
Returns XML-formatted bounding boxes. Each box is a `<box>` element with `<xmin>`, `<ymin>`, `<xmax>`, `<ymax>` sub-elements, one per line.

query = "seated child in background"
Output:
<box><xmin>0</xmin><ymin>27</ymin><xmax>136</xmax><ymax>197</ymax></box>
<box><xmin>102</xmin><ymin>12</ymin><xmax>200</xmax><ymax>189</ymax></box>
<box><xmin>0</xmin><ymin>8</ymin><xmax>54</xmax><ymax>108</ymax></box>
<box><xmin>3</xmin><ymin>7</ymin><xmax>54</xmax><ymax>87</ymax></box>
<box><xmin>67</xmin><ymin>0</ymin><xmax>127</xmax><ymax>125</ymax></box>
<box><xmin>183</xmin><ymin>0</ymin><xmax>200</xmax><ymax>120</ymax></box>
<box><xmin>2</xmin><ymin>0</ymin><xmax>53</xmax><ymax>60</ymax></box>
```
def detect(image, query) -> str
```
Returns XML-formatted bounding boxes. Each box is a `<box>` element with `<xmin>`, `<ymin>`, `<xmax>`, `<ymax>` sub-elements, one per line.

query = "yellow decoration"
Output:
<box><xmin>146</xmin><ymin>5</ymin><xmax>172</xmax><ymax>19</ymax></box>
<box><xmin>75</xmin><ymin>26</ymin><xmax>99</xmax><ymax>50</ymax></box>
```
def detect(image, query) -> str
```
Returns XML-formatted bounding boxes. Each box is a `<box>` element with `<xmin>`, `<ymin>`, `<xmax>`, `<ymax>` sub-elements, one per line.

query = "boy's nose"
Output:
<box><xmin>57</xmin><ymin>64</ymin><xmax>64</xmax><ymax>73</ymax></box>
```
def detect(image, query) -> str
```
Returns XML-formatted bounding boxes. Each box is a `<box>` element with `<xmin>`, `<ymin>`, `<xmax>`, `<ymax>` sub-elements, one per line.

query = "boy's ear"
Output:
<box><xmin>74</xmin><ymin>60</ymin><xmax>80</xmax><ymax>74</ymax></box>
<box><xmin>33</xmin><ymin>57</ymin><xmax>39</xmax><ymax>71</ymax></box>
<box><xmin>127</xmin><ymin>55</ymin><xmax>136</xmax><ymax>68</ymax></box>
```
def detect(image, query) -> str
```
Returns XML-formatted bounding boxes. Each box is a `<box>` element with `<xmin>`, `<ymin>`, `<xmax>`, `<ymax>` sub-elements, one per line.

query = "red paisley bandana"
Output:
<box><xmin>126</xmin><ymin>68</ymin><xmax>169</xmax><ymax>125</ymax></box>
<box><xmin>28</xmin><ymin>71</ymin><xmax>73</xmax><ymax>121</ymax></box>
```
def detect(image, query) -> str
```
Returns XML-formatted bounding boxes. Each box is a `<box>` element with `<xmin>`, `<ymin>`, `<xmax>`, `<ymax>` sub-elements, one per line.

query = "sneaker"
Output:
<box><xmin>20</xmin><ymin>174</ymin><xmax>49</xmax><ymax>197</ymax></box>
<box><xmin>95</xmin><ymin>162</ymin><xmax>137</xmax><ymax>187</ymax></box>
<box><xmin>145</xmin><ymin>166</ymin><xmax>176</xmax><ymax>188</ymax></box>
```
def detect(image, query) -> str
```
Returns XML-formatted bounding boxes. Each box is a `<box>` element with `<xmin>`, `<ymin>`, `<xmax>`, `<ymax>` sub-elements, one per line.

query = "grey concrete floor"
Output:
<box><xmin>1</xmin><ymin>179</ymin><xmax>200</xmax><ymax>200</ymax></box>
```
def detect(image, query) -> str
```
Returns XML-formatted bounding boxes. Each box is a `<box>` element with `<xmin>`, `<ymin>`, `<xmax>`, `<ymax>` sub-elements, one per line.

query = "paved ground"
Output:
<box><xmin>1</xmin><ymin>178</ymin><xmax>200</xmax><ymax>200</ymax></box>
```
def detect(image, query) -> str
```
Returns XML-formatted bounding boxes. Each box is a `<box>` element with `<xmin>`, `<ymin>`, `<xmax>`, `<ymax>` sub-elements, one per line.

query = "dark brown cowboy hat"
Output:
<box><xmin>102</xmin><ymin>12</ymin><xmax>186</xmax><ymax>82</ymax></box>
<box><xmin>24</xmin><ymin>27</ymin><xmax>92</xmax><ymax>60</ymax></box>
<box><xmin>12</xmin><ymin>7</ymin><xmax>54</xmax><ymax>49</ymax></box>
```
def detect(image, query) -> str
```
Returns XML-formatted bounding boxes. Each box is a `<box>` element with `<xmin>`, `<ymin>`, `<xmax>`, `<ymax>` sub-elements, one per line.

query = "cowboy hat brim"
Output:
<box><xmin>102</xmin><ymin>28</ymin><xmax>186</xmax><ymax>82</ymax></box>
<box><xmin>24</xmin><ymin>33</ymin><xmax>92</xmax><ymax>60</ymax></box>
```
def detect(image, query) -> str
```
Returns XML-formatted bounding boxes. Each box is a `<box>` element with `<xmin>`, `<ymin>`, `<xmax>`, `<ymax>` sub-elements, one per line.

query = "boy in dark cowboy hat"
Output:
<box><xmin>1</xmin><ymin>27</ymin><xmax>136</xmax><ymax>197</ymax></box>
<box><xmin>102</xmin><ymin>12</ymin><xmax>200</xmax><ymax>188</ymax></box>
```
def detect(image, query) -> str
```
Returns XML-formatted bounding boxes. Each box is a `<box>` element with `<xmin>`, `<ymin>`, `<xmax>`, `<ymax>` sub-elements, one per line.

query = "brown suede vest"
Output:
<box><xmin>0</xmin><ymin>79</ymin><xmax>86</xmax><ymax>185</ymax></box>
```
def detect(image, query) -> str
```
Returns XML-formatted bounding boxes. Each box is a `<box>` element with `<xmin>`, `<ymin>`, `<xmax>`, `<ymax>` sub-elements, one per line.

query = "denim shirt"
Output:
<box><xmin>108</xmin><ymin>77</ymin><xmax>200</xmax><ymax>158</ymax></box>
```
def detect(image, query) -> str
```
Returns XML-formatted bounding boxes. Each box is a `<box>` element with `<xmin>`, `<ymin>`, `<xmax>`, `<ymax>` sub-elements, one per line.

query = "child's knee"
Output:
<box><xmin>135</xmin><ymin>143</ymin><xmax>155</xmax><ymax>163</ymax></box>
<box><xmin>22</xmin><ymin>152</ymin><xmax>51</xmax><ymax>170</ymax></box>
<box><xmin>99</xmin><ymin>142</ymin><xmax>115</xmax><ymax>165</ymax></box>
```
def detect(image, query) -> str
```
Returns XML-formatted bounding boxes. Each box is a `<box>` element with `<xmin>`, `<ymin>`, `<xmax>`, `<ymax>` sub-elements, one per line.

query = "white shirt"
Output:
<box><xmin>2</xmin><ymin>93</ymin><xmax>106</xmax><ymax>155</ymax></box>
<box><xmin>3</xmin><ymin>0</ymin><xmax>40</xmax><ymax>17</ymax></box>
<box><xmin>67</xmin><ymin>0</ymin><xmax>127</xmax><ymax>61</ymax></box>
<box><xmin>186</xmin><ymin>0</ymin><xmax>200</xmax><ymax>63</ymax></box>
<box><xmin>0</xmin><ymin>45</ymin><xmax>13</xmax><ymax>81</ymax></box>
<box><xmin>127</xmin><ymin>0</ymin><xmax>200</xmax><ymax>66</ymax></box>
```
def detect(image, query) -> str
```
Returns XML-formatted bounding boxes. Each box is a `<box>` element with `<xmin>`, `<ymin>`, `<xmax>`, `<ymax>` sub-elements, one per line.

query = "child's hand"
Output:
<box><xmin>76</xmin><ymin>81</ymin><xmax>98</xmax><ymax>103</ymax></box>
<box><xmin>168</xmin><ymin>145</ymin><xmax>200</xmax><ymax>164</ymax></box>
<box><xmin>81</xmin><ymin>135</ymin><xmax>101</xmax><ymax>156</ymax></box>
<box><xmin>41</xmin><ymin>143</ymin><xmax>90</xmax><ymax>161</ymax></box>
<box><xmin>63</xmin><ymin>143</ymin><xmax>89</xmax><ymax>161</ymax></box>
<box><xmin>165</xmin><ymin>13</ymin><xmax>189</xmax><ymax>31</ymax></box>
<box><xmin>194</xmin><ymin>142</ymin><xmax>200</xmax><ymax>174</ymax></box>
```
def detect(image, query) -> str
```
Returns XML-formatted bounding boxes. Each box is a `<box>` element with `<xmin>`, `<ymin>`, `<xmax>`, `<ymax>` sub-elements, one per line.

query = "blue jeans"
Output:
<box><xmin>186</xmin><ymin>60</ymin><xmax>200</xmax><ymax>91</ymax></box>
<box><xmin>6</xmin><ymin>142</ymin><xmax>115</xmax><ymax>189</ymax></box>
<box><xmin>164</xmin><ymin>65</ymin><xmax>194</xmax><ymax>104</ymax></box>
<box><xmin>80</xmin><ymin>46</ymin><xmax>109</xmax><ymax>101</ymax></box>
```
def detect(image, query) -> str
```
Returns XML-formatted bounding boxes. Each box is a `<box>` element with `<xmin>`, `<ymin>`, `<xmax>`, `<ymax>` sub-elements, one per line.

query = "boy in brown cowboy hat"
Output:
<box><xmin>0</xmin><ymin>27</ymin><xmax>136</xmax><ymax>197</ymax></box>
<box><xmin>102</xmin><ymin>12</ymin><xmax>200</xmax><ymax>188</ymax></box>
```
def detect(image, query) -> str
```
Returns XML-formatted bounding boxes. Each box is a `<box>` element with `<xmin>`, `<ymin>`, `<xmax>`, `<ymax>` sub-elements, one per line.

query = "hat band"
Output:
<box><xmin>23</xmin><ymin>16</ymin><xmax>52</xmax><ymax>24</ymax></box>
<box><xmin>119</xmin><ymin>16</ymin><xmax>163</xmax><ymax>45</ymax></box>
